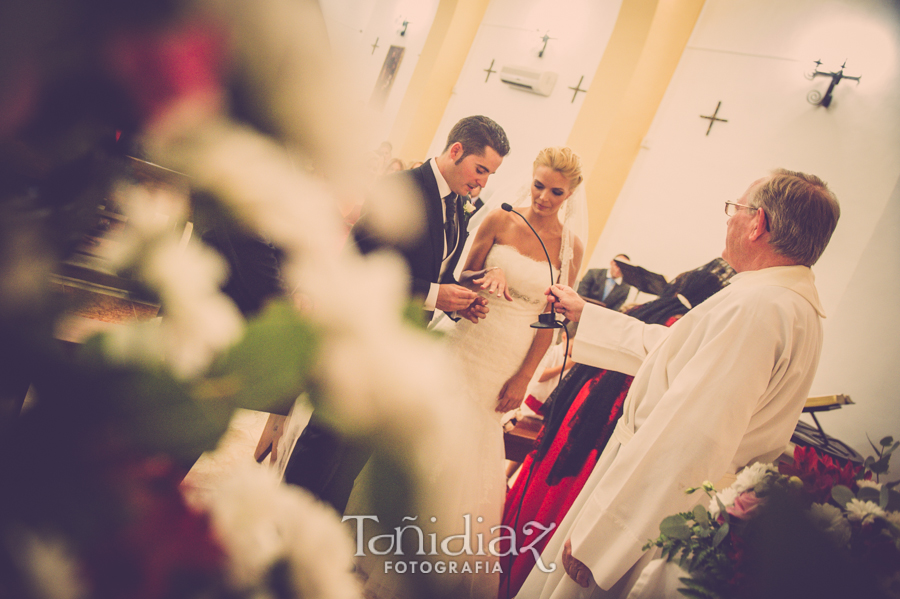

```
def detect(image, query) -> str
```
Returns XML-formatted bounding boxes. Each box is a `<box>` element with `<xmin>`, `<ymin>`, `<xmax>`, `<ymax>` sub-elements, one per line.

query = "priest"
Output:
<box><xmin>521</xmin><ymin>169</ymin><xmax>840</xmax><ymax>598</ymax></box>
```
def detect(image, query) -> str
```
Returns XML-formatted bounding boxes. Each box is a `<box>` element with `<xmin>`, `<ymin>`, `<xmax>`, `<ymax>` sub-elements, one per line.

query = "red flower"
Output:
<box><xmin>84</xmin><ymin>455</ymin><xmax>226</xmax><ymax>599</ymax></box>
<box><xmin>106</xmin><ymin>17</ymin><xmax>227</xmax><ymax>127</ymax></box>
<box><xmin>778</xmin><ymin>446</ymin><xmax>863</xmax><ymax>504</ymax></box>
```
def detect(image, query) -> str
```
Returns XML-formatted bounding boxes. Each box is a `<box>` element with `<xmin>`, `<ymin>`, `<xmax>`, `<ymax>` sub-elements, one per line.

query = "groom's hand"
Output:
<box><xmin>458</xmin><ymin>296</ymin><xmax>488</xmax><ymax>323</ymax></box>
<box><xmin>436</xmin><ymin>284</ymin><xmax>479</xmax><ymax>312</ymax></box>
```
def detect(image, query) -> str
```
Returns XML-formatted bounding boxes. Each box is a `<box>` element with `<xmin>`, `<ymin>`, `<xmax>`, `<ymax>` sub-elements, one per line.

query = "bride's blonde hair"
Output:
<box><xmin>534</xmin><ymin>147</ymin><xmax>583</xmax><ymax>189</ymax></box>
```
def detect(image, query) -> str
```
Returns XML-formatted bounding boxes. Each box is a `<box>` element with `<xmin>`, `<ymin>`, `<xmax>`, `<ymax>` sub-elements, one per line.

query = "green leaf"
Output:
<box><xmin>831</xmin><ymin>485</ymin><xmax>855</xmax><ymax>508</ymax></box>
<box><xmin>712</xmin><ymin>522</ymin><xmax>730</xmax><ymax>547</ymax></box>
<box><xmin>880</xmin><ymin>436</ymin><xmax>894</xmax><ymax>447</ymax></box>
<box><xmin>858</xmin><ymin>486</ymin><xmax>881</xmax><ymax>503</ymax></box>
<box><xmin>831</xmin><ymin>485</ymin><xmax>856</xmax><ymax>509</ymax></box>
<box><xmin>661</xmin><ymin>515</ymin><xmax>693</xmax><ymax>540</ymax></box>
<box><xmin>103</xmin><ymin>367</ymin><xmax>232</xmax><ymax>463</ymax></box>
<box><xmin>203</xmin><ymin>299</ymin><xmax>319</xmax><ymax>414</ymax></box>
<box><xmin>402</xmin><ymin>299</ymin><xmax>429</xmax><ymax>330</ymax></box>
<box><xmin>693</xmin><ymin>504</ymin><xmax>710</xmax><ymax>526</ymax></box>
<box><xmin>886</xmin><ymin>487</ymin><xmax>900</xmax><ymax>512</ymax></box>
<box><xmin>868</xmin><ymin>434</ymin><xmax>884</xmax><ymax>457</ymax></box>
<box><xmin>869</xmin><ymin>455</ymin><xmax>891</xmax><ymax>475</ymax></box>
<box><xmin>715</xmin><ymin>496</ymin><xmax>730</xmax><ymax>524</ymax></box>
<box><xmin>678</xmin><ymin>577</ymin><xmax>719</xmax><ymax>598</ymax></box>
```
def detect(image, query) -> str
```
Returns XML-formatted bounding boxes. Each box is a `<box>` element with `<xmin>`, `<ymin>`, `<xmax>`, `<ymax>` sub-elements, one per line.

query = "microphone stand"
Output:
<box><xmin>501</xmin><ymin>203</ymin><xmax>564</xmax><ymax>329</ymax></box>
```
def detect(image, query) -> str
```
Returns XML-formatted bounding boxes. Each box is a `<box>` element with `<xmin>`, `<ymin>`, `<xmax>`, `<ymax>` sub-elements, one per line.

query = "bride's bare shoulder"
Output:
<box><xmin>481</xmin><ymin>207</ymin><xmax>516</xmax><ymax>231</ymax></box>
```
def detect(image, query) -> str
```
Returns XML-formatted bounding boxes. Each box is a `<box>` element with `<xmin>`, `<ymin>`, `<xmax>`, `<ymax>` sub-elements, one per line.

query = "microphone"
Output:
<box><xmin>500</xmin><ymin>203</ymin><xmax>564</xmax><ymax>329</ymax></box>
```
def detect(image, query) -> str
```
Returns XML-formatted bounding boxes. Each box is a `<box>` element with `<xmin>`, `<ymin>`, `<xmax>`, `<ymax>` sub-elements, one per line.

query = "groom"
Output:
<box><xmin>352</xmin><ymin>115</ymin><xmax>509</xmax><ymax>322</ymax></box>
<box><xmin>282</xmin><ymin>115</ymin><xmax>510</xmax><ymax>513</ymax></box>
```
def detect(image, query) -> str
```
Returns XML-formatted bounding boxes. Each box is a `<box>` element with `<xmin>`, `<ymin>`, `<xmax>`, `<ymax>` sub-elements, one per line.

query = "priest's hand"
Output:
<box><xmin>436</xmin><ymin>284</ymin><xmax>479</xmax><ymax>312</ymax></box>
<box><xmin>546</xmin><ymin>284</ymin><xmax>586</xmax><ymax>322</ymax></box>
<box><xmin>562</xmin><ymin>539</ymin><xmax>593</xmax><ymax>588</ymax></box>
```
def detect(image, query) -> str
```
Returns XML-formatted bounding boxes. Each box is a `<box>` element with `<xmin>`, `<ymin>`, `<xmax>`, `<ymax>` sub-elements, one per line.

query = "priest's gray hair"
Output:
<box><xmin>750</xmin><ymin>169</ymin><xmax>840</xmax><ymax>266</ymax></box>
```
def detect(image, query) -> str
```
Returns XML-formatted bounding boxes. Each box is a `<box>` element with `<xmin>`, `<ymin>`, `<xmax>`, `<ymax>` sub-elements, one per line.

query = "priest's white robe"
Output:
<box><xmin>518</xmin><ymin>266</ymin><xmax>825</xmax><ymax>599</ymax></box>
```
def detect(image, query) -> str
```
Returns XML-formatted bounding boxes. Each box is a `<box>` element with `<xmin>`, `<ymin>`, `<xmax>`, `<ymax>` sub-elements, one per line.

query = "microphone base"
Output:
<box><xmin>531</xmin><ymin>312</ymin><xmax>565</xmax><ymax>329</ymax></box>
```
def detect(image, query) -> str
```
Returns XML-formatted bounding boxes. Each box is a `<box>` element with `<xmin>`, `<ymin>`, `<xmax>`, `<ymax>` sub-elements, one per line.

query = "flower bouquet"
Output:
<box><xmin>644</xmin><ymin>437</ymin><xmax>900</xmax><ymax>598</ymax></box>
<box><xmin>1</xmin><ymin>1</ymin><xmax>481</xmax><ymax>598</ymax></box>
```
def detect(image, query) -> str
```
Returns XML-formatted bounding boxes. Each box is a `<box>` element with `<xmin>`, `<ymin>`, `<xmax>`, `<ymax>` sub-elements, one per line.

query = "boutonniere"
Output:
<box><xmin>463</xmin><ymin>200</ymin><xmax>476</xmax><ymax>217</ymax></box>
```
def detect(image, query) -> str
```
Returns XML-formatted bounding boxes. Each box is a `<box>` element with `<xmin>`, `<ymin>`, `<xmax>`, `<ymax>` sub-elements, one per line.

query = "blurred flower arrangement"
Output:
<box><xmin>0</xmin><ymin>1</ymin><xmax>477</xmax><ymax>598</ymax></box>
<box><xmin>643</xmin><ymin>438</ymin><xmax>900</xmax><ymax>598</ymax></box>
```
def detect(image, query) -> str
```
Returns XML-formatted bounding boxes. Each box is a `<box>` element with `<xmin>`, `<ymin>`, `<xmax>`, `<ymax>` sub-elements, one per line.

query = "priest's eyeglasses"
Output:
<box><xmin>724</xmin><ymin>201</ymin><xmax>757</xmax><ymax>216</ymax></box>
<box><xmin>724</xmin><ymin>201</ymin><xmax>770</xmax><ymax>231</ymax></box>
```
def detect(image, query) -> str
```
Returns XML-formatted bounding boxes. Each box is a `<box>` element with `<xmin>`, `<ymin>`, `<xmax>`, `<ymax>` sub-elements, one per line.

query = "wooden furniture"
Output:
<box><xmin>503</xmin><ymin>415</ymin><xmax>544</xmax><ymax>462</ymax></box>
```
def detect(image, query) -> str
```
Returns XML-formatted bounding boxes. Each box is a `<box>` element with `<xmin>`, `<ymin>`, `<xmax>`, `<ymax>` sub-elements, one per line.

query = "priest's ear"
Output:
<box><xmin>749</xmin><ymin>207</ymin><xmax>770</xmax><ymax>241</ymax></box>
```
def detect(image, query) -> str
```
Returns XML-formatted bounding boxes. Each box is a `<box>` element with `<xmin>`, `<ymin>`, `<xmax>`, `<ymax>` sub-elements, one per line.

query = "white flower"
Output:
<box><xmin>732</xmin><ymin>462</ymin><xmax>775</xmax><ymax>494</ymax></box>
<box><xmin>101</xmin><ymin>183</ymin><xmax>245</xmax><ymax>379</ymax></box>
<box><xmin>708</xmin><ymin>487</ymin><xmax>739</xmax><ymax>519</ymax></box>
<box><xmin>11</xmin><ymin>530</ymin><xmax>87</xmax><ymax>599</ymax></box>
<box><xmin>103</xmin><ymin>234</ymin><xmax>244</xmax><ymax>379</ymax></box>
<box><xmin>202</xmin><ymin>464</ymin><xmax>360</xmax><ymax>599</ymax></box>
<box><xmin>845</xmin><ymin>498</ymin><xmax>887</xmax><ymax>524</ymax></box>
<box><xmin>857</xmin><ymin>479</ymin><xmax>882</xmax><ymax>491</ymax></box>
<box><xmin>808</xmin><ymin>503</ymin><xmax>852</xmax><ymax>547</ymax></box>
<box><xmin>463</xmin><ymin>200</ymin><xmax>476</xmax><ymax>216</ymax></box>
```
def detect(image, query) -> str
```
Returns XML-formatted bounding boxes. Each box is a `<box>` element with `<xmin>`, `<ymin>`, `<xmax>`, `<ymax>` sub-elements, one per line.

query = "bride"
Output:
<box><xmin>441</xmin><ymin>146</ymin><xmax>586</xmax><ymax>597</ymax></box>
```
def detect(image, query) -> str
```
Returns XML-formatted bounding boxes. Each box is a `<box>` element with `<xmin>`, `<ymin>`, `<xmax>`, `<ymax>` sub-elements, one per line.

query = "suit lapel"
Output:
<box><xmin>416</xmin><ymin>161</ymin><xmax>444</xmax><ymax>279</ymax></box>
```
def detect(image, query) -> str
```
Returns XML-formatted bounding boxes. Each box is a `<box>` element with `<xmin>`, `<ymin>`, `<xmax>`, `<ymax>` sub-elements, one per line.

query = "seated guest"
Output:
<box><xmin>577</xmin><ymin>254</ymin><xmax>632</xmax><ymax>311</ymax></box>
<box><xmin>382</xmin><ymin>157</ymin><xmax>405</xmax><ymax>175</ymax></box>
<box><xmin>524</xmin><ymin>169</ymin><xmax>840</xmax><ymax>598</ymax></box>
<box><xmin>499</xmin><ymin>262</ymin><xmax>729</xmax><ymax>597</ymax></box>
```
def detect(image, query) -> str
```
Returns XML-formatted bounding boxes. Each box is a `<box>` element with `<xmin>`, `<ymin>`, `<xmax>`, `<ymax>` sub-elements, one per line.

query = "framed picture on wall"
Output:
<box><xmin>369</xmin><ymin>45</ymin><xmax>405</xmax><ymax>111</ymax></box>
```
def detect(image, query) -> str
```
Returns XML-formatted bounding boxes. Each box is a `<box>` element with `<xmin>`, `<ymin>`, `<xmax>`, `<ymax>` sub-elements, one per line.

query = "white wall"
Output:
<box><xmin>320</xmin><ymin>0</ymin><xmax>440</xmax><ymax>151</ymax></box>
<box><xmin>588</xmin><ymin>0</ymin><xmax>900</xmax><ymax>468</ymax></box>
<box><xmin>424</xmin><ymin>0</ymin><xmax>624</xmax><ymax>201</ymax></box>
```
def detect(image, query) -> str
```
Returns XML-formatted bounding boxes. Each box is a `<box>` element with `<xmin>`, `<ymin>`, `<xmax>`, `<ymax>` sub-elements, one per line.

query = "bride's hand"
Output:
<box><xmin>496</xmin><ymin>373</ymin><xmax>529</xmax><ymax>412</ymax></box>
<box><xmin>477</xmin><ymin>267</ymin><xmax>513</xmax><ymax>301</ymax></box>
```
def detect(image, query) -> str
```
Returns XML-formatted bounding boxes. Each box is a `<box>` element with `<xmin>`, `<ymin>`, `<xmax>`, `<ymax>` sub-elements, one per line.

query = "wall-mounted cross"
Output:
<box><xmin>699</xmin><ymin>101</ymin><xmax>728</xmax><ymax>135</ymax></box>
<box><xmin>568</xmin><ymin>75</ymin><xmax>587</xmax><ymax>103</ymax></box>
<box><xmin>370</xmin><ymin>37</ymin><xmax>380</xmax><ymax>54</ymax></box>
<box><xmin>484</xmin><ymin>59</ymin><xmax>497</xmax><ymax>83</ymax></box>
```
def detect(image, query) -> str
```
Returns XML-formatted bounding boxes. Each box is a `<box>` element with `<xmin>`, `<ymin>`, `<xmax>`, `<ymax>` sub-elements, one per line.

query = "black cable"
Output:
<box><xmin>503</xmin><ymin>325</ymin><xmax>570</xmax><ymax>599</ymax></box>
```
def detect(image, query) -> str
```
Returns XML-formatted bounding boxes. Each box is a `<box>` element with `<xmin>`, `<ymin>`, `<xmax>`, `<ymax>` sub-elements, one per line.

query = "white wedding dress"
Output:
<box><xmin>440</xmin><ymin>243</ymin><xmax>558</xmax><ymax>597</ymax></box>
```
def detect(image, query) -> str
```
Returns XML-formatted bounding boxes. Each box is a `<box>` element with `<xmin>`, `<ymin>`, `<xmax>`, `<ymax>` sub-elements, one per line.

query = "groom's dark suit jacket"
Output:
<box><xmin>283</xmin><ymin>160</ymin><xmax>468</xmax><ymax>513</ymax></box>
<box><xmin>351</xmin><ymin>159</ymin><xmax>468</xmax><ymax>313</ymax></box>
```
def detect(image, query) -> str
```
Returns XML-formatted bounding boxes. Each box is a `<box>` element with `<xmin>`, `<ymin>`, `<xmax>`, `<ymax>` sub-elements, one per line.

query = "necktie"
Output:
<box><xmin>444</xmin><ymin>193</ymin><xmax>458</xmax><ymax>257</ymax></box>
<box><xmin>602</xmin><ymin>276</ymin><xmax>615</xmax><ymax>300</ymax></box>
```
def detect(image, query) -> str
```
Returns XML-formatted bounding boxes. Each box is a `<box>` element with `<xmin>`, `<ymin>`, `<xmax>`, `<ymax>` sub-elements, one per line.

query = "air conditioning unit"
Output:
<box><xmin>499</xmin><ymin>66</ymin><xmax>558</xmax><ymax>97</ymax></box>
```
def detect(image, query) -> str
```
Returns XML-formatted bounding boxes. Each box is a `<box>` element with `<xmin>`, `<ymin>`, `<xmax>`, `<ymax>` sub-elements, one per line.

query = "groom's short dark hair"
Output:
<box><xmin>443</xmin><ymin>116</ymin><xmax>510</xmax><ymax>163</ymax></box>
